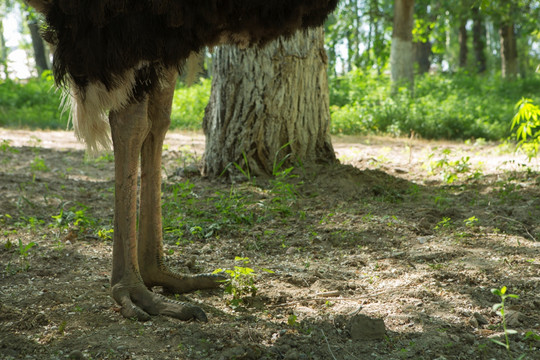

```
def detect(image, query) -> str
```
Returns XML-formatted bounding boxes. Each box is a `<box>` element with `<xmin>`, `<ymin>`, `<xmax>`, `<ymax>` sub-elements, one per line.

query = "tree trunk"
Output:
<box><xmin>28</xmin><ymin>20</ymin><xmax>50</xmax><ymax>76</ymax></box>
<box><xmin>412</xmin><ymin>1</ymin><xmax>432</xmax><ymax>75</ymax></box>
<box><xmin>350</xmin><ymin>0</ymin><xmax>360</xmax><ymax>68</ymax></box>
<box><xmin>413</xmin><ymin>40</ymin><xmax>431</xmax><ymax>74</ymax></box>
<box><xmin>203</xmin><ymin>28</ymin><xmax>336</xmax><ymax>178</ymax></box>
<box><xmin>471</xmin><ymin>7</ymin><xmax>487</xmax><ymax>74</ymax></box>
<box><xmin>458</xmin><ymin>20</ymin><xmax>468</xmax><ymax>69</ymax></box>
<box><xmin>390</xmin><ymin>0</ymin><xmax>415</xmax><ymax>93</ymax></box>
<box><xmin>499</xmin><ymin>22</ymin><xmax>518</xmax><ymax>79</ymax></box>
<box><xmin>0</xmin><ymin>20</ymin><xmax>9</xmax><ymax>79</ymax></box>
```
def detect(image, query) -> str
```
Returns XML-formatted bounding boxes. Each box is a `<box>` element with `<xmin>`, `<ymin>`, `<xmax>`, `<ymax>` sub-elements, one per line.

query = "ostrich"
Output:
<box><xmin>26</xmin><ymin>0</ymin><xmax>338</xmax><ymax>321</ymax></box>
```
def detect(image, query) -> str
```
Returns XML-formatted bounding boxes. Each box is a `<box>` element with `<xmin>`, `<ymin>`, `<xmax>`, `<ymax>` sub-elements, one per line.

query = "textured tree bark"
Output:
<box><xmin>471</xmin><ymin>7</ymin><xmax>487</xmax><ymax>74</ymax></box>
<box><xmin>458</xmin><ymin>21</ymin><xmax>468</xmax><ymax>69</ymax></box>
<box><xmin>499</xmin><ymin>22</ymin><xmax>518</xmax><ymax>79</ymax></box>
<box><xmin>390</xmin><ymin>0</ymin><xmax>415</xmax><ymax>93</ymax></box>
<box><xmin>203</xmin><ymin>28</ymin><xmax>336</xmax><ymax>178</ymax></box>
<box><xmin>28</xmin><ymin>20</ymin><xmax>50</xmax><ymax>76</ymax></box>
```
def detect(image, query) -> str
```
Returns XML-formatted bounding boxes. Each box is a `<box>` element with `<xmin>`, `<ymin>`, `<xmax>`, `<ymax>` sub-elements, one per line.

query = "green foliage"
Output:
<box><xmin>0</xmin><ymin>71</ymin><xmax>69</xmax><ymax>129</ymax></box>
<box><xmin>4</xmin><ymin>238</ymin><xmax>36</xmax><ymax>273</ymax></box>
<box><xmin>511</xmin><ymin>98</ymin><xmax>540</xmax><ymax>159</ymax></box>
<box><xmin>329</xmin><ymin>71</ymin><xmax>540</xmax><ymax>141</ymax></box>
<box><xmin>213</xmin><ymin>256</ymin><xmax>273</xmax><ymax>308</ymax></box>
<box><xmin>424</xmin><ymin>148</ymin><xmax>481</xmax><ymax>184</ymax></box>
<box><xmin>170</xmin><ymin>78</ymin><xmax>211</xmax><ymax>130</ymax></box>
<box><xmin>4</xmin><ymin>68</ymin><xmax>540</xmax><ymax>144</ymax></box>
<box><xmin>464</xmin><ymin>216</ymin><xmax>479</xmax><ymax>227</ymax></box>
<box><xmin>162</xmin><ymin>181</ymin><xmax>258</xmax><ymax>243</ymax></box>
<box><xmin>490</xmin><ymin>286</ymin><xmax>520</xmax><ymax>357</ymax></box>
<box><xmin>18</xmin><ymin>238</ymin><xmax>36</xmax><ymax>258</ymax></box>
<box><xmin>434</xmin><ymin>217</ymin><xmax>452</xmax><ymax>231</ymax></box>
<box><xmin>51</xmin><ymin>204</ymin><xmax>96</xmax><ymax>230</ymax></box>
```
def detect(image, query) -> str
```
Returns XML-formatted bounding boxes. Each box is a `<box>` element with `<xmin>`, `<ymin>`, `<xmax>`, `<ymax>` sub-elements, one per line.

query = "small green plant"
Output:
<box><xmin>30</xmin><ymin>156</ymin><xmax>49</xmax><ymax>172</ymax></box>
<box><xmin>490</xmin><ymin>286</ymin><xmax>520</xmax><ymax>357</ymax></box>
<box><xmin>511</xmin><ymin>98</ymin><xmax>540</xmax><ymax>160</ymax></box>
<box><xmin>58</xmin><ymin>320</ymin><xmax>67</xmax><ymax>335</ymax></box>
<box><xmin>0</xmin><ymin>140</ymin><xmax>19</xmax><ymax>164</ymax></box>
<box><xmin>524</xmin><ymin>331</ymin><xmax>540</xmax><ymax>350</ymax></box>
<box><xmin>52</xmin><ymin>204</ymin><xmax>95</xmax><ymax>230</ymax></box>
<box><xmin>97</xmin><ymin>227</ymin><xmax>114</xmax><ymax>241</ymax></box>
<box><xmin>426</xmin><ymin>149</ymin><xmax>473</xmax><ymax>184</ymax></box>
<box><xmin>232</xmin><ymin>152</ymin><xmax>252</xmax><ymax>181</ymax></box>
<box><xmin>213</xmin><ymin>257</ymin><xmax>273</xmax><ymax>308</ymax></box>
<box><xmin>464</xmin><ymin>216</ymin><xmax>479</xmax><ymax>227</ymax></box>
<box><xmin>287</xmin><ymin>314</ymin><xmax>298</xmax><ymax>327</ymax></box>
<box><xmin>268</xmin><ymin>144</ymin><xmax>302</xmax><ymax>217</ymax></box>
<box><xmin>6</xmin><ymin>239</ymin><xmax>37</xmax><ymax>273</ymax></box>
<box><xmin>434</xmin><ymin>217</ymin><xmax>452</xmax><ymax>231</ymax></box>
<box><xmin>18</xmin><ymin>239</ymin><xmax>36</xmax><ymax>258</ymax></box>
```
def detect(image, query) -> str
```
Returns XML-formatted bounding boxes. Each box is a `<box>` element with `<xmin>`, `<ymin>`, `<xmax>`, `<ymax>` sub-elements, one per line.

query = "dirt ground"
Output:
<box><xmin>1</xmin><ymin>129</ymin><xmax>539</xmax><ymax>360</ymax></box>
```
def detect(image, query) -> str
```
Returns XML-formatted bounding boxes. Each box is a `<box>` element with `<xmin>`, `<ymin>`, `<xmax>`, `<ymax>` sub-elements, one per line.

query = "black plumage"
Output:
<box><xmin>40</xmin><ymin>0</ymin><xmax>338</xmax><ymax>96</ymax></box>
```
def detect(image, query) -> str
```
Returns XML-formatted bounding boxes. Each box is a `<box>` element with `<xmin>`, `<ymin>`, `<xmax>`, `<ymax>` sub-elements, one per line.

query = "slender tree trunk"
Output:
<box><xmin>0</xmin><ymin>20</ymin><xmax>9</xmax><ymax>79</ymax></box>
<box><xmin>412</xmin><ymin>2</ymin><xmax>432</xmax><ymax>75</ymax></box>
<box><xmin>499</xmin><ymin>22</ymin><xmax>518</xmax><ymax>79</ymax></box>
<box><xmin>366</xmin><ymin>0</ymin><xmax>374</xmax><ymax>65</ymax></box>
<box><xmin>28</xmin><ymin>20</ymin><xmax>49</xmax><ymax>76</ymax></box>
<box><xmin>351</xmin><ymin>0</ymin><xmax>360</xmax><ymax>68</ymax></box>
<box><xmin>471</xmin><ymin>7</ymin><xmax>487</xmax><ymax>74</ymax></box>
<box><xmin>203</xmin><ymin>28</ymin><xmax>336</xmax><ymax>178</ymax></box>
<box><xmin>390</xmin><ymin>0</ymin><xmax>415</xmax><ymax>93</ymax></box>
<box><xmin>371</xmin><ymin>1</ymin><xmax>384</xmax><ymax>75</ymax></box>
<box><xmin>414</xmin><ymin>41</ymin><xmax>432</xmax><ymax>74</ymax></box>
<box><xmin>458</xmin><ymin>20</ymin><xmax>468</xmax><ymax>69</ymax></box>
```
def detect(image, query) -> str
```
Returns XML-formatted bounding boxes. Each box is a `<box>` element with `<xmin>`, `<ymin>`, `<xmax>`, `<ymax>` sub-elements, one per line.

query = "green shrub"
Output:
<box><xmin>0</xmin><ymin>74</ymin><xmax>211</xmax><ymax>131</ymax></box>
<box><xmin>511</xmin><ymin>98</ymin><xmax>540</xmax><ymax>159</ymax></box>
<box><xmin>170</xmin><ymin>78</ymin><xmax>211</xmax><ymax>130</ymax></box>
<box><xmin>329</xmin><ymin>70</ymin><xmax>540</xmax><ymax>141</ymax></box>
<box><xmin>0</xmin><ymin>71</ymin><xmax>68</xmax><ymax>129</ymax></box>
<box><xmin>4</xmin><ymin>69</ymin><xmax>540</xmax><ymax>143</ymax></box>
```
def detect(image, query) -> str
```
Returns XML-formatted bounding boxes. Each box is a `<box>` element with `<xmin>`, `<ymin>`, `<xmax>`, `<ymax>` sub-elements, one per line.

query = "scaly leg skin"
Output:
<box><xmin>109</xmin><ymin>95</ymin><xmax>206</xmax><ymax>322</ymax></box>
<box><xmin>138</xmin><ymin>67</ymin><xmax>224</xmax><ymax>294</ymax></box>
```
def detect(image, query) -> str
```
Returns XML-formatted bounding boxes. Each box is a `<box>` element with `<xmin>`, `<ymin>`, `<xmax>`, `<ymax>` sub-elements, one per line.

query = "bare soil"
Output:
<box><xmin>1</xmin><ymin>129</ymin><xmax>539</xmax><ymax>360</ymax></box>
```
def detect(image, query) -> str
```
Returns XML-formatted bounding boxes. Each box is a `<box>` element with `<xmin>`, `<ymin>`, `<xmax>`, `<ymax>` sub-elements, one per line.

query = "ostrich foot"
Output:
<box><xmin>141</xmin><ymin>268</ymin><xmax>226</xmax><ymax>294</ymax></box>
<box><xmin>112</xmin><ymin>282</ymin><xmax>208</xmax><ymax>322</ymax></box>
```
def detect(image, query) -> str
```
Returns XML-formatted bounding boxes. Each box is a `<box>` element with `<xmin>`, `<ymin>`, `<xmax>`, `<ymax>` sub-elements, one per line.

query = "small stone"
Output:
<box><xmin>417</xmin><ymin>236</ymin><xmax>433</xmax><ymax>244</ymax></box>
<box><xmin>68</xmin><ymin>350</ymin><xmax>85</xmax><ymax>359</ymax></box>
<box><xmin>468</xmin><ymin>315</ymin><xmax>479</xmax><ymax>328</ymax></box>
<box><xmin>348</xmin><ymin>314</ymin><xmax>386</xmax><ymax>340</ymax></box>
<box><xmin>505</xmin><ymin>310</ymin><xmax>523</xmax><ymax>327</ymax></box>
<box><xmin>286</xmin><ymin>247</ymin><xmax>297</xmax><ymax>255</ymax></box>
<box><xmin>473</xmin><ymin>312</ymin><xmax>488</xmax><ymax>325</ymax></box>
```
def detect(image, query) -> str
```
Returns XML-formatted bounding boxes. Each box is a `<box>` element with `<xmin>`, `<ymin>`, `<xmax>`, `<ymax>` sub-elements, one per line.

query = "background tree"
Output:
<box><xmin>390</xmin><ymin>0</ymin><xmax>415</xmax><ymax>92</ymax></box>
<box><xmin>471</xmin><ymin>6</ymin><xmax>487</xmax><ymax>73</ymax></box>
<box><xmin>203</xmin><ymin>28</ymin><xmax>336</xmax><ymax>178</ymax></box>
<box><xmin>0</xmin><ymin>0</ymin><xmax>15</xmax><ymax>78</ymax></box>
<box><xmin>0</xmin><ymin>0</ymin><xmax>49</xmax><ymax>78</ymax></box>
<box><xmin>413</xmin><ymin>0</ymin><xmax>438</xmax><ymax>74</ymax></box>
<box><xmin>27</xmin><ymin>18</ymin><xmax>49</xmax><ymax>75</ymax></box>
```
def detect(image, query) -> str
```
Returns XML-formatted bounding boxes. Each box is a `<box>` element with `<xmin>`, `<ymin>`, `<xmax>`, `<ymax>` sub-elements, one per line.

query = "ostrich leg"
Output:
<box><xmin>138</xmin><ymin>68</ymin><xmax>222</xmax><ymax>293</ymax></box>
<box><xmin>109</xmin><ymin>96</ymin><xmax>206</xmax><ymax>322</ymax></box>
